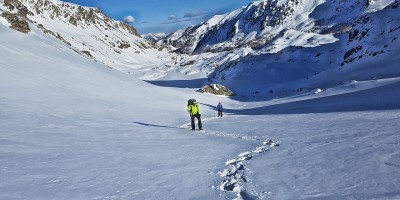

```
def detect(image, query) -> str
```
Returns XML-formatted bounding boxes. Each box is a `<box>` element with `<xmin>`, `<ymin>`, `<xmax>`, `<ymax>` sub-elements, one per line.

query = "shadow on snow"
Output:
<box><xmin>145</xmin><ymin>78</ymin><xmax>207</xmax><ymax>89</ymax></box>
<box><xmin>201</xmin><ymin>82</ymin><xmax>400</xmax><ymax>115</ymax></box>
<box><xmin>132</xmin><ymin>122</ymin><xmax>180</xmax><ymax>129</ymax></box>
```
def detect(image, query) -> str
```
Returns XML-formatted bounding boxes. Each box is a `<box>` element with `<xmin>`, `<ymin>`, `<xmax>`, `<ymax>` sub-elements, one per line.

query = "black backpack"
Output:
<box><xmin>188</xmin><ymin>99</ymin><xmax>197</xmax><ymax>105</ymax></box>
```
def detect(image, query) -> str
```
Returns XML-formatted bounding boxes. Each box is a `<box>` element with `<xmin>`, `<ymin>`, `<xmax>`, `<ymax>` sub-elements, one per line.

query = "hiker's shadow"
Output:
<box><xmin>132</xmin><ymin>122</ymin><xmax>178</xmax><ymax>129</ymax></box>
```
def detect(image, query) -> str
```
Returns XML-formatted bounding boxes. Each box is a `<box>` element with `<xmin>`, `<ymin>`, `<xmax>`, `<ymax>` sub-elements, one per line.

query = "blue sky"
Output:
<box><xmin>61</xmin><ymin>0</ymin><xmax>255</xmax><ymax>34</ymax></box>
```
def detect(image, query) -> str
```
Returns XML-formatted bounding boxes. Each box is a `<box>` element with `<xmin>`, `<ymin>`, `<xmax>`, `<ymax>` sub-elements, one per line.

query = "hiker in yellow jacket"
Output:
<box><xmin>187</xmin><ymin>99</ymin><xmax>203</xmax><ymax>131</ymax></box>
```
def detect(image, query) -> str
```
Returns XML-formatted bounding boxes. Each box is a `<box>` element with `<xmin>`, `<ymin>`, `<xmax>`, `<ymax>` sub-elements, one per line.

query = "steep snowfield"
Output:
<box><xmin>0</xmin><ymin>19</ymin><xmax>236</xmax><ymax>199</ymax></box>
<box><xmin>0</xmin><ymin>0</ymin><xmax>171</xmax><ymax>76</ymax></box>
<box><xmin>1</xmin><ymin>1</ymin><xmax>400</xmax><ymax>200</ymax></box>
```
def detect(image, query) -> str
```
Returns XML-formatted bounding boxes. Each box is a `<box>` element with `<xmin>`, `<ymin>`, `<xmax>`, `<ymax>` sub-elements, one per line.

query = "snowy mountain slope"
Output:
<box><xmin>206</xmin><ymin>108</ymin><xmax>400</xmax><ymax>199</ymax></box>
<box><xmin>160</xmin><ymin>0</ymin><xmax>328</xmax><ymax>54</ymax></box>
<box><xmin>207</xmin><ymin>0</ymin><xmax>400</xmax><ymax>98</ymax></box>
<box><xmin>0</xmin><ymin>22</ymin><xmax>182</xmax><ymax>123</ymax></box>
<box><xmin>2</xmin><ymin>22</ymin><xmax>400</xmax><ymax>199</ymax></box>
<box><xmin>163</xmin><ymin>0</ymin><xmax>396</xmax><ymax>55</ymax></box>
<box><xmin>0</xmin><ymin>17</ymin><xmax>237</xmax><ymax>200</ymax></box>
<box><xmin>157</xmin><ymin>0</ymin><xmax>400</xmax><ymax>98</ymax></box>
<box><xmin>2</xmin><ymin>19</ymin><xmax>400</xmax><ymax>199</ymax></box>
<box><xmin>0</xmin><ymin>0</ymin><xmax>171</xmax><ymax>75</ymax></box>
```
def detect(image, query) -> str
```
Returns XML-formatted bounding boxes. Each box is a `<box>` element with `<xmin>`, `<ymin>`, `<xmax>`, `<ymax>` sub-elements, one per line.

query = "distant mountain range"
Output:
<box><xmin>161</xmin><ymin>0</ymin><xmax>398</xmax><ymax>55</ymax></box>
<box><xmin>142</xmin><ymin>33</ymin><xmax>167</xmax><ymax>42</ymax></box>
<box><xmin>159</xmin><ymin>0</ymin><xmax>400</xmax><ymax>97</ymax></box>
<box><xmin>1</xmin><ymin>0</ymin><xmax>399</xmax><ymax>97</ymax></box>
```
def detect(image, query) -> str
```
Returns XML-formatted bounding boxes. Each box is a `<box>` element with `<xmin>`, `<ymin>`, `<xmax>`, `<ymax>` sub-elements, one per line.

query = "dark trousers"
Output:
<box><xmin>218</xmin><ymin>110</ymin><xmax>223</xmax><ymax>117</ymax></box>
<box><xmin>191</xmin><ymin>114</ymin><xmax>202</xmax><ymax>130</ymax></box>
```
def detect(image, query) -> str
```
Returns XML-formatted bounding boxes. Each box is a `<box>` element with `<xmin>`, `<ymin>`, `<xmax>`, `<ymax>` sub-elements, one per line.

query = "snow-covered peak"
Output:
<box><xmin>153</xmin><ymin>0</ymin><xmax>400</xmax><ymax>99</ymax></box>
<box><xmin>366</xmin><ymin>0</ymin><xmax>396</xmax><ymax>12</ymax></box>
<box><xmin>162</xmin><ymin>0</ymin><xmax>399</xmax><ymax>56</ymax></box>
<box><xmin>0</xmin><ymin>0</ymin><xmax>171</xmax><ymax>75</ymax></box>
<box><xmin>206</xmin><ymin>14</ymin><xmax>227</xmax><ymax>27</ymax></box>
<box><xmin>207</xmin><ymin>0</ymin><xmax>400</xmax><ymax>97</ymax></box>
<box><xmin>161</xmin><ymin>0</ymin><xmax>328</xmax><ymax>54</ymax></box>
<box><xmin>142</xmin><ymin>32</ymin><xmax>167</xmax><ymax>42</ymax></box>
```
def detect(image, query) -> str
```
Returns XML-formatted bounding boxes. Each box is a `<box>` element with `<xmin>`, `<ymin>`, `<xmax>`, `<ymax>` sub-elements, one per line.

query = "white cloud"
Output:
<box><xmin>184</xmin><ymin>9</ymin><xmax>211</xmax><ymax>18</ymax></box>
<box><xmin>123</xmin><ymin>16</ymin><xmax>135</xmax><ymax>23</ymax></box>
<box><xmin>168</xmin><ymin>15</ymin><xmax>179</xmax><ymax>20</ymax></box>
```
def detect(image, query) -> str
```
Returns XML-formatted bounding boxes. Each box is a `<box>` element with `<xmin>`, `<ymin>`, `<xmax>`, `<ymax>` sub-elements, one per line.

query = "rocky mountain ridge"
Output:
<box><xmin>0</xmin><ymin>0</ymin><xmax>169</xmax><ymax>73</ymax></box>
<box><xmin>162</xmin><ymin>0</ymin><xmax>397</xmax><ymax>55</ymax></box>
<box><xmin>159</xmin><ymin>0</ymin><xmax>399</xmax><ymax>97</ymax></box>
<box><xmin>208</xmin><ymin>0</ymin><xmax>400</xmax><ymax>97</ymax></box>
<box><xmin>160</xmin><ymin>0</ymin><xmax>327</xmax><ymax>54</ymax></box>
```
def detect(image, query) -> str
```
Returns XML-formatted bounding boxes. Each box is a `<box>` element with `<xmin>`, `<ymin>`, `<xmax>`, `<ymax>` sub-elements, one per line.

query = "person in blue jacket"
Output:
<box><xmin>216</xmin><ymin>102</ymin><xmax>223</xmax><ymax>117</ymax></box>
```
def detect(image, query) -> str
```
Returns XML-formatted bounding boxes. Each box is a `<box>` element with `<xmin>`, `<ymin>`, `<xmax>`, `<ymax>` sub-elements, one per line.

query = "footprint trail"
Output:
<box><xmin>180</xmin><ymin>119</ymin><xmax>280</xmax><ymax>199</ymax></box>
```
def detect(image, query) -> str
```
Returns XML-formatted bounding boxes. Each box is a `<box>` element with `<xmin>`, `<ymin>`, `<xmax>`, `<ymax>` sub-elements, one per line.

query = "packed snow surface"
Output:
<box><xmin>1</xmin><ymin>2</ymin><xmax>400</xmax><ymax>200</ymax></box>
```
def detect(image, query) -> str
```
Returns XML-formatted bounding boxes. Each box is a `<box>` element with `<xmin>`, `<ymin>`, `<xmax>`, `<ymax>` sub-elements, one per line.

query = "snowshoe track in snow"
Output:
<box><xmin>218</xmin><ymin>139</ymin><xmax>279</xmax><ymax>200</ymax></box>
<box><xmin>180</xmin><ymin>119</ymin><xmax>280</xmax><ymax>199</ymax></box>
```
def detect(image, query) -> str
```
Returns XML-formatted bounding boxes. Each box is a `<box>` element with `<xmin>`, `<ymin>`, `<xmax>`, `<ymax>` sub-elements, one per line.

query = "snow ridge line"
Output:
<box><xmin>218</xmin><ymin>139</ymin><xmax>280</xmax><ymax>200</ymax></box>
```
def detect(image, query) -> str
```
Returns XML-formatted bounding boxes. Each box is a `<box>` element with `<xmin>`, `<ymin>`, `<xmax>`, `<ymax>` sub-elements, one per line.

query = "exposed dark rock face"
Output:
<box><xmin>4</xmin><ymin>0</ymin><xmax>33</xmax><ymax>17</ymax></box>
<box><xmin>37</xmin><ymin>24</ymin><xmax>71</xmax><ymax>46</ymax></box>
<box><xmin>81</xmin><ymin>50</ymin><xmax>94</xmax><ymax>58</ymax></box>
<box><xmin>118</xmin><ymin>42</ymin><xmax>131</xmax><ymax>49</ymax></box>
<box><xmin>1</xmin><ymin>11</ymin><xmax>30</xmax><ymax>33</ymax></box>
<box><xmin>119</xmin><ymin>22</ymin><xmax>140</xmax><ymax>37</ymax></box>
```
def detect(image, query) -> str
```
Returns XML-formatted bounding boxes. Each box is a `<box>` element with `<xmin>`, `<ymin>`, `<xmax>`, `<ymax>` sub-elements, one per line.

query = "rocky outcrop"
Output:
<box><xmin>118</xmin><ymin>42</ymin><xmax>131</xmax><ymax>49</ymax></box>
<box><xmin>1</xmin><ymin>11</ymin><xmax>30</xmax><ymax>33</ymax></box>
<box><xmin>119</xmin><ymin>22</ymin><xmax>140</xmax><ymax>37</ymax></box>
<box><xmin>81</xmin><ymin>50</ymin><xmax>94</xmax><ymax>58</ymax></box>
<box><xmin>37</xmin><ymin>24</ymin><xmax>71</xmax><ymax>46</ymax></box>
<box><xmin>3</xmin><ymin>0</ymin><xmax>33</xmax><ymax>17</ymax></box>
<box><xmin>198</xmin><ymin>84</ymin><xmax>235</xmax><ymax>96</ymax></box>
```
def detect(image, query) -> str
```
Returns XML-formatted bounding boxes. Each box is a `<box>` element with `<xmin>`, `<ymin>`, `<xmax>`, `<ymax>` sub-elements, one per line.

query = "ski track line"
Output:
<box><xmin>179</xmin><ymin>117</ymin><xmax>280</xmax><ymax>200</ymax></box>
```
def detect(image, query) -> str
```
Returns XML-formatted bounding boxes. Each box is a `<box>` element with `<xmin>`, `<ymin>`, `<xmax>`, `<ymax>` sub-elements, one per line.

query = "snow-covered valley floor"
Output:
<box><xmin>1</xmin><ymin>18</ymin><xmax>400</xmax><ymax>200</ymax></box>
